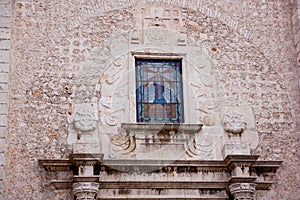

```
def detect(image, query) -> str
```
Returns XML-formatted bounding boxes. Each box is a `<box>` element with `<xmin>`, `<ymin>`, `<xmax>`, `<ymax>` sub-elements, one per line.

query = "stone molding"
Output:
<box><xmin>229</xmin><ymin>183</ymin><xmax>256</xmax><ymax>200</ymax></box>
<box><xmin>113</xmin><ymin>123</ymin><xmax>219</xmax><ymax>159</ymax></box>
<box><xmin>39</xmin><ymin>155</ymin><xmax>281</xmax><ymax>193</ymax></box>
<box><xmin>73</xmin><ymin>182</ymin><xmax>99</xmax><ymax>200</ymax></box>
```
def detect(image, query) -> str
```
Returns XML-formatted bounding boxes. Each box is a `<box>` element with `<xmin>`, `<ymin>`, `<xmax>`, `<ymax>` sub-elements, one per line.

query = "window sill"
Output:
<box><xmin>121</xmin><ymin>123</ymin><xmax>202</xmax><ymax>135</ymax></box>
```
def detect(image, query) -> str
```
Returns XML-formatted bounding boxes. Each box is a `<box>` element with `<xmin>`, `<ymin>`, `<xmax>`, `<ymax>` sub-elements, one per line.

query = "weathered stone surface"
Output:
<box><xmin>0</xmin><ymin>0</ymin><xmax>11</xmax><ymax>5</ymax></box>
<box><xmin>0</xmin><ymin>28</ymin><xmax>10</xmax><ymax>39</ymax></box>
<box><xmin>0</xmin><ymin>139</ymin><xmax>5</xmax><ymax>152</ymax></box>
<box><xmin>0</xmin><ymin>17</ymin><xmax>10</xmax><ymax>27</ymax></box>
<box><xmin>0</xmin><ymin>127</ymin><xmax>5</xmax><ymax>138</ymax></box>
<box><xmin>0</xmin><ymin>116</ymin><xmax>6</xmax><ymax>127</ymax></box>
<box><xmin>0</xmin><ymin>5</ymin><xmax>11</xmax><ymax>17</ymax></box>
<box><xmin>0</xmin><ymin>52</ymin><xmax>9</xmax><ymax>64</ymax></box>
<box><xmin>0</xmin><ymin>93</ymin><xmax>7</xmax><ymax>104</ymax></box>
<box><xmin>0</xmin><ymin>105</ymin><xmax>7</xmax><ymax>115</ymax></box>
<box><xmin>0</xmin><ymin>65</ymin><xmax>9</xmax><ymax>73</ymax></box>
<box><xmin>0</xmin><ymin>40</ymin><xmax>10</xmax><ymax>50</ymax></box>
<box><xmin>3</xmin><ymin>0</ymin><xmax>300</xmax><ymax>200</ymax></box>
<box><xmin>0</xmin><ymin>153</ymin><xmax>4</xmax><ymax>166</ymax></box>
<box><xmin>0</xmin><ymin>74</ymin><xmax>8</xmax><ymax>84</ymax></box>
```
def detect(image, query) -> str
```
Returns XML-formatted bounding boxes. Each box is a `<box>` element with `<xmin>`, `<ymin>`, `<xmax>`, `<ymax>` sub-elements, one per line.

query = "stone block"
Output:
<box><xmin>0</xmin><ymin>64</ymin><xmax>9</xmax><ymax>73</ymax></box>
<box><xmin>0</xmin><ymin>166</ymin><xmax>3</xmax><ymax>179</ymax></box>
<box><xmin>0</xmin><ymin>153</ymin><xmax>4</xmax><ymax>166</ymax></box>
<box><xmin>0</xmin><ymin>93</ymin><xmax>7</xmax><ymax>103</ymax></box>
<box><xmin>0</xmin><ymin>104</ymin><xmax>7</xmax><ymax>114</ymax></box>
<box><xmin>0</xmin><ymin>5</ymin><xmax>11</xmax><ymax>17</ymax></box>
<box><xmin>292</xmin><ymin>11</ymin><xmax>299</xmax><ymax>26</ymax></box>
<box><xmin>0</xmin><ymin>139</ymin><xmax>4</xmax><ymax>152</ymax></box>
<box><xmin>0</xmin><ymin>17</ymin><xmax>10</xmax><ymax>28</ymax></box>
<box><xmin>0</xmin><ymin>115</ymin><xmax>7</xmax><ymax>126</ymax></box>
<box><xmin>0</xmin><ymin>73</ymin><xmax>8</xmax><ymax>83</ymax></box>
<box><xmin>0</xmin><ymin>127</ymin><xmax>5</xmax><ymax>138</ymax></box>
<box><xmin>0</xmin><ymin>28</ymin><xmax>10</xmax><ymax>39</ymax></box>
<box><xmin>294</xmin><ymin>30</ymin><xmax>300</xmax><ymax>46</ymax></box>
<box><xmin>73</xmin><ymin>143</ymin><xmax>100</xmax><ymax>154</ymax></box>
<box><xmin>0</xmin><ymin>83</ymin><xmax>8</xmax><ymax>93</ymax></box>
<box><xmin>297</xmin><ymin>53</ymin><xmax>300</xmax><ymax>64</ymax></box>
<box><xmin>0</xmin><ymin>39</ymin><xmax>10</xmax><ymax>49</ymax></box>
<box><xmin>223</xmin><ymin>143</ymin><xmax>251</xmax><ymax>157</ymax></box>
<box><xmin>0</xmin><ymin>51</ymin><xmax>9</xmax><ymax>63</ymax></box>
<box><xmin>0</xmin><ymin>0</ymin><xmax>11</xmax><ymax>5</ymax></box>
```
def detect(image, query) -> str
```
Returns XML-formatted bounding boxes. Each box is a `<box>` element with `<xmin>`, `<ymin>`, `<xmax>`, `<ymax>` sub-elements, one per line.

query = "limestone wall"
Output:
<box><xmin>3</xmin><ymin>0</ymin><xmax>300</xmax><ymax>199</ymax></box>
<box><xmin>0</xmin><ymin>0</ymin><xmax>11</xmax><ymax>199</ymax></box>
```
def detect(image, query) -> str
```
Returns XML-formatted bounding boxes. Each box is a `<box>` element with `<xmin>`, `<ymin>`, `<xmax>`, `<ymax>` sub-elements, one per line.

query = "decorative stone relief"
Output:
<box><xmin>67</xmin><ymin>103</ymin><xmax>99</xmax><ymax>146</ymax></box>
<box><xmin>92</xmin><ymin>4</ymin><xmax>225</xmax><ymax>160</ymax></box>
<box><xmin>73</xmin><ymin>104</ymin><xmax>98</xmax><ymax>133</ymax></box>
<box><xmin>134</xmin><ymin>4</ymin><xmax>187</xmax><ymax>46</ymax></box>
<box><xmin>222</xmin><ymin>106</ymin><xmax>259</xmax><ymax>157</ymax></box>
<box><xmin>185</xmin><ymin>133</ymin><xmax>217</xmax><ymax>159</ymax></box>
<box><xmin>222</xmin><ymin>112</ymin><xmax>246</xmax><ymax>135</ymax></box>
<box><xmin>187</xmin><ymin>48</ymin><xmax>221</xmax><ymax>128</ymax></box>
<box><xmin>110</xmin><ymin>133</ymin><xmax>136</xmax><ymax>155</ymax></box>
<box><xmin>73</xmin><ymin>182</ymin><xmax>99</xmax><ymax>200</ymax></box>
<box><xmin>99</xmin><ymin>54</ymin><xmax>129</xmax><ymax>127</ymax></box>
<box><xmin>229</xmin><ymin>183</ymin><xmax>256</xmax><ymax>200</ymax></box>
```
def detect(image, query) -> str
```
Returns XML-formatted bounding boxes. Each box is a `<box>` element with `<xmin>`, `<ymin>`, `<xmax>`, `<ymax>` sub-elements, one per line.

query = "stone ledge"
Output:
<box><xmin>121</xmin><ymin>123</ymin><xmax>202</xmax><ymax>133</ymax></box>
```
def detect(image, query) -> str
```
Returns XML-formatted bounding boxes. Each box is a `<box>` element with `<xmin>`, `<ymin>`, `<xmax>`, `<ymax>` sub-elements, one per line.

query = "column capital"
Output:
<box><xmin>73</xmin><ymin>182</ymin><xmax>99</xmax><ymax>200</ymax></box>
<box><xmin>229</xmin><ymin>183</ymin><xmax>256</xmax><ymax>200</ymax></box>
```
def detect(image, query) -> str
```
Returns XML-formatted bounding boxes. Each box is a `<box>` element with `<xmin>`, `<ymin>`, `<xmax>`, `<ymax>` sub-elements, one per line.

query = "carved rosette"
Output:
<box><xmin>223</xmin><ymin>112</ymin><xmax>246</xmax><ymax>135</ymax></box>
<box><xmin>73</xmin><ymin>182</ymin><xmax>99</xmax><ymax>200</ymax></box>
<box><xmin>229</xmin><ymin>183</ymin><xmax>256</xmax><ymax>200</ymax></box>
<box><xmin>73</xmin><ymin>104</ymin><xmax>98</xmax><ymax>133</ymax></box>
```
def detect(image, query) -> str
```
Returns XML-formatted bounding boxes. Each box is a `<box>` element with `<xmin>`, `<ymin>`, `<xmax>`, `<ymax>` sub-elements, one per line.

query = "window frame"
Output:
<box><xmin>135</xmin><ymin>58</ymin><xmax>184</xmax><ymax>123</ymax></box>
<box><xmin>130</xmin><ymin>52</ymin><xmax>190</xmax><ymax>124</ymax></box>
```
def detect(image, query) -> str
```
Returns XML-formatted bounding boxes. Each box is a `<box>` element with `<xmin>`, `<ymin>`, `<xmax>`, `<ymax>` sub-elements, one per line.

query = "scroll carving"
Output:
<box><xmin>100</xmin><ymin>55</ymin><xmax>129</xmax><ymax>126</ymax></box>
<box><xmin>110</xmin><ymin>134</ymin><xmax>136</xmax><ymax>155</ymax></box>
<box><xmin>185</xmin><ymin>134</ymin><xmax>217</xmax><ymax>159</ymax></box>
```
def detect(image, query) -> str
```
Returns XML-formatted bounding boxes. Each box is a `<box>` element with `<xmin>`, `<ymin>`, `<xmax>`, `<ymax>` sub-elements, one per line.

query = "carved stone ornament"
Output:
<box><xmin>73</xmin><ymin>104</ymin><xmax>98</xmax><ymax>132</ymax></box>
<box><xmin>222</xmin><ymin>112</ymin><xmax>246</xmax><ymax>135</ymax></box>
<box><xmin>73</xmin><ymin>182</ymin><xmax>99</xmax><ymax>200</ymax></box>
<box><xmin>229</xmin><ymin>183</ymin><xmax>256</xmax><ymax>200</ymax></box>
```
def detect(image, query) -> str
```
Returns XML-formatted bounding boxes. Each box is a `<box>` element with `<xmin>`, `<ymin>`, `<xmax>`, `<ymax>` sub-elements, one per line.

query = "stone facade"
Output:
<box><xmin>0</xmin><ymin>0</ymin><xmax>11</xmax><ymax>199</ymax></box>
<box><xmin>1</xmin><ymin>0</ymin><xmax>300</xmax><ymax>200</ymax></box>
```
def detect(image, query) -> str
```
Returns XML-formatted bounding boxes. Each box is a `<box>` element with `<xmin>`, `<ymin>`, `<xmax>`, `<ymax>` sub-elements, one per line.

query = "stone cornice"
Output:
<box><xmin>39</xmin><ymin>154</ymin><xmax>282</xmax><ymax>191</ymax></box>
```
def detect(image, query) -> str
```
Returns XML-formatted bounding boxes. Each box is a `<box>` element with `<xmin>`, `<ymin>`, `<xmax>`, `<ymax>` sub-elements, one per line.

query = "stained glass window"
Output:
<box><xmin>136</xmin><ymin>59</ymin><xmax>184</xmax><ymax>123</ymax></box>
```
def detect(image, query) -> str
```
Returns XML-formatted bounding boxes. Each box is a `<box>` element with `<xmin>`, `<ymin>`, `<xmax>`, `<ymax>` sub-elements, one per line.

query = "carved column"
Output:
<box><xmin>73</xmin><ymin>182</ymin><xmax>99</xmax><ymax>200</ymax></box>
<box><xmin>229</xmin><ymin>183</ymin><xmax>256</xmax><ymax>200</ymax></box>
<box><xmin>71</xmin><ymin>154</ymin><xmax>103</xmax><ymax>200</ymax></box>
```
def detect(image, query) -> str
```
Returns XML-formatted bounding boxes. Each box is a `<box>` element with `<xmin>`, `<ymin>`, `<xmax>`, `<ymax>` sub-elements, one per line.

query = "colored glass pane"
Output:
<box><xmin>136</xmin><ymin>59</ymin><xmax>184</xmax><ymax>123</ymax></box>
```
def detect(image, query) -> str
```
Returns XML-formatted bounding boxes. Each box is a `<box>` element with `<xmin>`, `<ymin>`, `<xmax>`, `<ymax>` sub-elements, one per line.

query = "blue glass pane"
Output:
<box><xmin>136</xmin><ymin>59</ymin><xmax>184</xmax><ymax>123</ymax></box>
